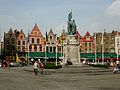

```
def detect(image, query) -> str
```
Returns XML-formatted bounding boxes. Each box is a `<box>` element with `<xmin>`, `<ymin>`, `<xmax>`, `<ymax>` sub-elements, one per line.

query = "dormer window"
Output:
<box><xmin>50</xmin><ymin>36</ymin><xmax>52</xmax><ymax>40</ymax></box>
<box><xmin>21</xmin><ymin>35</ymin><xmax>23</xmax><ymax>39</ymax></box>
<box><xmin>34</xmin><ymin>32</ymin><xmax>37</xmax><ymax>35</ymax></box>
<box><xmin>86</xmin><ymin>36</ymin><xmax>90</xmax><ymax>41</ymax></box>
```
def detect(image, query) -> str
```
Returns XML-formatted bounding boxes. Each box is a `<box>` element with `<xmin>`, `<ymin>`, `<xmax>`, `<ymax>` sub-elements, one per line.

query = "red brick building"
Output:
<box><xmin>80</xmin><ymin>31</ymin><xmax>95</xmax><ymax>53</ymax></box>
<box><xmin>27</xmin><ymin>24</ymin><xmax>45</xmax><ymax>52</ymax></box>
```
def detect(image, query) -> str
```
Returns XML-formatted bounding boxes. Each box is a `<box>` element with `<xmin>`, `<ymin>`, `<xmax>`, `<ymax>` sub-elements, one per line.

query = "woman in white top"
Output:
<box><xmin>33</xmin><ymin>61</ymin><xmax>39</xmax><ymax>76</ymax></box>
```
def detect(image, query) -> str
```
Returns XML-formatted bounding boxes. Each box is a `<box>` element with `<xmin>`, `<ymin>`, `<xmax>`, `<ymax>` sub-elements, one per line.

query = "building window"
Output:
<box><xmin>85</xmin><ymin>43</ymin><xmax>87</xmax><ymax>47</ymax></box>
<box><xmin>50</xmin><ymin>36</ymin><xmax>52</xmax><ymax>40</ymax></box>
<box><xmin>23</xmin><ymin>41</ymin><xmax>25</xmax><ymax>45</ymax></box>
<box><xmin>89</xmin><ymin>43</ymin><xmax>91</xmax><ymax>47</ymax></box>
<box><xmin>22</xmin><ymin>46</ymin><xmax>25</xmax><ymax>52</ymax></box>
<box><xmin>46</xmin><ymin>47</ymin><xmax>49</xmax><ymax>52</ymax></box>
<box><xmin>50</xmin><ymin>47</ymin><xmax>52</xmax><ymax>52</ymax></box>
<box><xmin>89</xmin><ymin>48</ymin><xmax>91</xmax><ymax>52</ymax></box>
<box><xmin>86</xmin><ymin>36</ymin><xmax>90</xmax><ymax>41</ymax></box>
<box><xmin>21</xmin><ymin>35</ymin><xmax>23</xmax><ymax>39</ymax></box>
<box><xmin>34</xmin><ymin>45</ymin><xmax>37</xmax><ymax>51</ymax></box>
<box><xmin>29</xmin><ymin>45</ymin><xmax>32</xmax><ymax>51</ymax></box>
<box><xmin>40</xmin><ymin>45</ymin><xmax>42</xmax><ymax>51</ymax></box>
<box><xmin>32</xmin><ymin>38</ymin><xmax>34</xmax><ymax>43</ymax></box>
<box><xmin>58</xmin><ymin>46</ymin><xmax>61</xmax><ymax>52</ymax></box>
<box><xmin>34</xmin><ymin>32</ymin><xmax>37</xmax><ymax>35</ymax></box>
<box><xmin>18</xmin><ymin>41</ymin><xmax>21</xmax><ymax>45</ymax></box>
<box><xmin>53</xmin><ymin>47</ymin><xmax>56</xmax><ymax>52</ymax></box>
<box><xmin>37</xmin><ymin>38</ymin><xmax>40</xmax><ymax>44</ymax></box>
<box><xmin>85</xmin><ymin>49</ymin><xmax>87</xmax><ymax>53</ymax></box>
<box><xmin>18</xmin><ymin>46</ymin><xmax>21</xmax><ymax>52</ymax></box>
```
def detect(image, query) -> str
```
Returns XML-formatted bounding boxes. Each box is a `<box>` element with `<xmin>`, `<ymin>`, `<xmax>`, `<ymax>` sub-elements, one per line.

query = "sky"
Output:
<box><xmin>0</xmin><ymin>0</ymin><xmax>119</xmax><ymax>38</ymax></box>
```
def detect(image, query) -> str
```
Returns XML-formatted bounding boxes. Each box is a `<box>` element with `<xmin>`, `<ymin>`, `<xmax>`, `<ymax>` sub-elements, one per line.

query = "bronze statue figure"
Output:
<box><xmin>67</xmin><ymin>11</ymin><xmax>77</xmax><ymax>35</ymax></box>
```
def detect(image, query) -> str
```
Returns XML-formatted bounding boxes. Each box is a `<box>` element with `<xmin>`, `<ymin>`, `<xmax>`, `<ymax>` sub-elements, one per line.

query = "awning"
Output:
<box><xmin>27</xmin><ymin>52</ymin><xmax>63</xmax><ymax>58</ymax></box>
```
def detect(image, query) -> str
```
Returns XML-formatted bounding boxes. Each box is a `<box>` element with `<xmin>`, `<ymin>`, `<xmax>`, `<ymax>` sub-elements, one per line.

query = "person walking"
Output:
<box><xmin>39</xmin><ymin>60</ymin><xmax>44</xmax><ymax>75</ymax></box>
<box><xmin>33</xmin><ymin>60</ymin><xmax>39</xmax><ymax>76</ymax></box>
<box><xmin>116</xmin><ymin>60</ymin><xmax>120</xmax><ymax>68</ymax></box>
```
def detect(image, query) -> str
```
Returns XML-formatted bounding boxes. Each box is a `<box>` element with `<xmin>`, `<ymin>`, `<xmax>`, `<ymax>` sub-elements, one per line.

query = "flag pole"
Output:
<box><xmin>101</xmin><ymin>32</ymin><xmax>104</xmax><ymax>64</ymax></box>
<box><xmin>45</xmin><ymin>30</ymin><xmax>47</xmax><ymax>65</ymax></box>
<box><xmin>94</xmin><ymin>32</ymin><xmax>97</xmax><ymax>63</ymax></box>
<box><xmin>56</xmin><ymin>32</ymin><xmax>57</xmax><ymax>66</ymax></box>
<box><xmin>117</xmin><ymin>31</ymin><xmax>119</xmax><ymax>61</ymax></box>
<box><xmin>28</xmin><ymin>43</ymin><xmax>29</xmax><ymax>65</ymax></box>
<box><xmin>27</xmin><ymin>30</ymin><xmax>30</xmax><ymax>66</ymax></box>
<box><xmin>45</xmin><ymin>44</ymin><xmax>46</xmax><ymax>64</ymax></box>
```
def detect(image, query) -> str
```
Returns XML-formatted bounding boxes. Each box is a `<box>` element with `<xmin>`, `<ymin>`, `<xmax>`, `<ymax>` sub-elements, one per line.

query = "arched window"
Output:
<box><xmin>18</xmin><ymin>41</ymin><xmax>21</xmax><ymax>45</ymax></box>
<box><xmin>21</xmin><ymin>35</ymin><xmax>23</xmax><ymax>39</ymax></box>
<box><xmin>39</xmin><ymin>45</ymin><xmax>42</xmax><ymax>51</ymax></box>
<box><xmin>37</xmin><ymin>38</ymin><xmax>40</xmax><ymax>44</ymax></box>
<box><xmin>32</xmin><ymin>38</ymin><xmax>34</xmax><ymax>43</ymax></box>
<box><xmin>50</xmin><ymin>36</ymin><xmax>52</xmax><ymax>40</ymax></box>
<box><xmin>34</xmin><ymin>45</ymin><xmax>37</xmax><ymax>51</ymax></box>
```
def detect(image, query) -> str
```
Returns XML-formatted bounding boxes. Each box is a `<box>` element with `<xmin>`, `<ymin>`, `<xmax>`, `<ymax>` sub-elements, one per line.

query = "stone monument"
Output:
<box><xmin>63</xmin><ymin>12</ymin><xmax>80</xmax><ymax>65</ymax></box>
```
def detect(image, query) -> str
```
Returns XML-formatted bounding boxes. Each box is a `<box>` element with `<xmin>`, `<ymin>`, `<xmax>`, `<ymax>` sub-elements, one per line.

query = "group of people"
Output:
<box><xmin>108</xmin><ymin>60</ymin><xmax>120</xmax><ymax>68</ymax></box>
<box><xmin>33</xmin><ymin>60</ymin><xmax>44</xmax><ymax>76</ymax></box>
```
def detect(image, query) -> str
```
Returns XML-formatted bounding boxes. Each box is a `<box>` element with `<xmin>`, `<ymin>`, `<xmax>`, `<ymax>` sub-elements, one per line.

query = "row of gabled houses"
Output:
<box><xmin>0</xmin><ymin>23</ymin><xmax>120</xmax><ymax>62</ymax></box>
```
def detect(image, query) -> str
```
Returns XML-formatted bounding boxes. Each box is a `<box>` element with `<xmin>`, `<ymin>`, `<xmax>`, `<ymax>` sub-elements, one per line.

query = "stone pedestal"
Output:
<box><xmin>63</xmin><ymin>35</ymin><xmax>80</xmax><ymax>65</ymax></box>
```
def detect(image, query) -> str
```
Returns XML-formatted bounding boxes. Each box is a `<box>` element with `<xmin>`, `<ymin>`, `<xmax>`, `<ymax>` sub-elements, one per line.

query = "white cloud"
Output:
<box><xmin>105</xmin><ymin>0</ymin><xmax>120</xmax><ymax>16</ymax></box>
<box><xmin>84</xmin><ymin>0</ymin><xmax>120</xmax><ymax>35</ymax></box>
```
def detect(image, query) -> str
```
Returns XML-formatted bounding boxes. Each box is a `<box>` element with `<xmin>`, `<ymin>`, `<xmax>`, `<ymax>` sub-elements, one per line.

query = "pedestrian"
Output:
<box><xmin>116</xmin><ymin>60</ymin><xmax>120</xmax><ymax>68</ymax></box>
<box><xmin>33</xmin><ymin>60</ymin><xmax>39</xmax><ymax>76</ymax></box>
<box><xmin>39</xmin><ymin>60</ymin><xmax>44</xmax><ymax>75</ymax></box>
<box><xmin>2</xmin><ymin>60</ymin><xmax>6</xmax><ymax>69</ymax></box>
<box><xmin>6</xmin><ymin>59</ymin><xmax>10</xmax><ymax>69</ymax></box>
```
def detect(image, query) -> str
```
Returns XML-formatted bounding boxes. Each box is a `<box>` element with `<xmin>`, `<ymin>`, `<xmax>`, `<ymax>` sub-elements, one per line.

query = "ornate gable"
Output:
<box><xmin>30</xmin><ymin>23</ymin><xmax>43</xmax><ymax>38</ymax></box>
<box><xmin>47</xmin><ymin>28</ymin><xmax>56</xmax><ymax>44</ymax></box>
<box><xmin>82</xmin><ymin>31</ymin><xmax>93</xmax><ymax>42</ymax></box>
<box><xmin>76</xmin><ymin>31</ymin><xmax>82</xmax><ymax>40</ymax></box>
<box><xmin>17</xmin><ymin>29</ymin><xmax>26</xmax><ymax>40</ymax></box>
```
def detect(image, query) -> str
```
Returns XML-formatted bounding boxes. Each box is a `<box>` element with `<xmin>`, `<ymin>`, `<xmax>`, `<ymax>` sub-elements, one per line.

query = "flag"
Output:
<box><xmin>46</xmin><ymin>30</ymin><xmax>48</xmax><ymax>41</ymax></box>
<box><xmin>16</xmin><ymin>53</ymin><xmax>20</xmax><ymax>62</ymax></box>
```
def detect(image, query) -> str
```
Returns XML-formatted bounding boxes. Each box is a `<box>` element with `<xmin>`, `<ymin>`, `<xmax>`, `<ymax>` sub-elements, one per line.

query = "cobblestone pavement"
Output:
<box><xmin>0</xmin><ymin>65</ymin><xmax>120</xmax><ymax>90</ymax></box>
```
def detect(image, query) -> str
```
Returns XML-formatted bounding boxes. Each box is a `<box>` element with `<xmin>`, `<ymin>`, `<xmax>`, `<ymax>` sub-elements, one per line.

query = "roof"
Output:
<box><xmin>30</xmin><ymin>24</ymin><xmax>43</xmax><ymax>37</ymax></box>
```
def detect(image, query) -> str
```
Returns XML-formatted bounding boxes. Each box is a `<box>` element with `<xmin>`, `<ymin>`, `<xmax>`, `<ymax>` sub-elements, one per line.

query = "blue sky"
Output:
<box><xmin>0</xmin><ymin>0</ymin><xmax>119</xmax><ymax>37</ymax></box>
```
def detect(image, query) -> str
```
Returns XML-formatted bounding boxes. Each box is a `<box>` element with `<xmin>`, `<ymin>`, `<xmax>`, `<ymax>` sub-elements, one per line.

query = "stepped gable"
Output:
<box><xmin>76</xmin><ymin>31</ymin><xmax>82</xmax><ymax>40</ymax></box>
<box><xmin>30</xmin><ymin>23</ymin><xmax>43</xmax><ymax>38</ymax></box>
<box><xmin>17</xmin><ymin>29</ymin><xmax>26</xmax><ymax>40</ymax></box>
<box><xmin>47</xmin><ymin>28</ymin><xmax>56</xmax><ymax>40</ymax></box>
<box><xmin>5</xmin><ymin>28</ymin><xmax>17</xmax><ymax>39</ymax></box>
<box><xmin>82</xmin><ymin>31</ymin><xmax>93</xmax><ymax>42</ymax></box>
<box><xmin>48</xmin><ymin>28</ymin><xmax>55</xmax><ymax>36</ymax></box>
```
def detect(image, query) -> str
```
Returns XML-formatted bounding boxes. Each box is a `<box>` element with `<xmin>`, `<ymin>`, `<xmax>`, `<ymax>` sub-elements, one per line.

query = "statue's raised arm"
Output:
<box><xmin>68</xmin><ymin>11</ymin><xmax>72</xmax><ymax>21</ymax></box>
